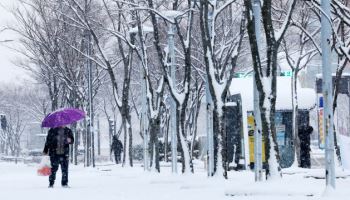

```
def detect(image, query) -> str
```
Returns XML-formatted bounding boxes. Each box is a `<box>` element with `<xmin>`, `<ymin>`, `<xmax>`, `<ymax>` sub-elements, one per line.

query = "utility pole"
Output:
<box><xmin>252</xmin><ymin>0</ymin><xmax>263</xmax><ymax>182</ymax></box>
<box><xmin>205</xmin><ymin>2</ymin><xmax>215</xmax><ymax>177</ymax></box>
<box><xmin>168</xmin><ymin>22</ymin><xmax>178</xmax><ymax>174</ymax></box>
<box><xmin>127</xmin><ymin>28</ymin><xmax>149</xmax><ymax>171</ymax></box>
<box><xmin>85</xmin><ymin>29</ymin><xmax>95</xmax><ymax>167</ymax></box>
<box><xmin>320</xmin><ymin>0</ymin><xmax>336</xmax><ymax>189</ymax></box>
<box><xmin>128</xmin><ymin>24</ymin><xmax>154</xmax><ymax>170</ymax></box>
<box><xmin>83</xmin><ymin>30</ymin><xmax>90</xmax><ymax>167</ymax></box>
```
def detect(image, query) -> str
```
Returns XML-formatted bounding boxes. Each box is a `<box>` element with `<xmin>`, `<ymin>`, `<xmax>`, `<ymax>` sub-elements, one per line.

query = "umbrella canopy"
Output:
<box><xmin>42</xmin><ymin>108</ymin><xmax>85</xmax><ymax>128</ymax></box>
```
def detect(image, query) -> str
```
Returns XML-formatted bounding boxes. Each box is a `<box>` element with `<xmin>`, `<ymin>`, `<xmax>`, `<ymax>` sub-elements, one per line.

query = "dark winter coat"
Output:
<box><xmin>298</xmin><ymin>125</ymin><xmax>313</xmax><ymax>168</ymax></box>
<box><xmin>299</xmin><ymin>126</ymin><xmax>313</xmax><ymax>150</ymax></box>
<box><xmin>43</xmin><ymin>127</ymin><xmax>74</xmax><ymax>156</ymax></box>
<box><xmin>111</xmin><ymin>137</ymin><xmax>123</xmax><ymax>155</ymax></box>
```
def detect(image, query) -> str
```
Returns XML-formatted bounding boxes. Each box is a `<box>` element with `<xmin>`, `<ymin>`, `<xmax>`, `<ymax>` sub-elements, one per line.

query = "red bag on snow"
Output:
<box><xmin>37</xmin><ymin>156</ymin><xmax>52</xmax><ymax>176</ymax></box>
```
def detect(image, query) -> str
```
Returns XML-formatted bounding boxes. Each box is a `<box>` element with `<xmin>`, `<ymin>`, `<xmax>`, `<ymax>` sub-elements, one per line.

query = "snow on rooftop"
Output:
<box><xmin>229</xmin><ymin>76</ymin><xmax>316</xmax><ymax>111</ymax></box>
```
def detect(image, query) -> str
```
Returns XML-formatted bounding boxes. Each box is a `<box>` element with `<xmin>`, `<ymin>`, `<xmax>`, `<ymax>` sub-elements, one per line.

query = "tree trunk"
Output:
<box><xmin>255</xmin><ymin>76</ymin><xmax>281</xmax><ymax>179</ymax></box>
<box><xmin>149</xmin><ymin>118</ymin><xmax>161</xmax><ymax>172</ymax></box>
<box><xmin>122</xmin><ymin>120</ymin><xmax>128</xmax><ymax>166</ymax></box>
<box><xmin>292</xmin><ymin>70</ymin><xmax>301</xmax><ymax>167</ymax></box>
<box><xmin>332</xmin><ymin>67</ymin><xmax>345</xmax><ymax>165</ymax></box>
<box><xmin>178</xmin><ymin>107</ymin><xmax>193</xmax><ymax>174</ymax></box>
<box><xmin>212</xmin><ymin>105</ymin><xmax>228</xmax><ymax>178</ymax></box>
<box><xmin>127</xmin><ymin>116</ymin><xmax>133</xmax><ymax>167</ymax></box>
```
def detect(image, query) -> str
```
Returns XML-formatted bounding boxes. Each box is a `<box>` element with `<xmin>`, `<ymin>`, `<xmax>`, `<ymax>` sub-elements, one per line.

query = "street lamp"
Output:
<box><xmin>251</xmin><ymin>0</ymin><xmax>263</xmax><ymax>182</ymax></box>
<box><xmin>83</xmin><ymin>29</ymin><xmax>95</xmax><ymax>167</ymax></box>
<box><xmin>206</xmin><ymin>6</ymin><xmax>215</xmax><ymax>178</ymax></box>
<box><xmin>129</xmin><ymin>25</ymin><xmax>153</xmax><ymax>171</ymax></box>
<box><xmin>160</xmin><ymin>10</ymin><xmax>185</xmax><ymax>174</ymax></box>
<box><xmin>320</xmin><ymin>0</ymin><xmax>336</xmax><ymax>189</ymax></box>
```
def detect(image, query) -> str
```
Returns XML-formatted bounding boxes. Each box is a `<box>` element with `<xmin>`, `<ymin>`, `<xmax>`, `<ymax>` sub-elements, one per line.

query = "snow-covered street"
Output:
<box><xmin>1</xmin><ymin>161</ymin><xmax>350</xmax><ymax>200</ymax></box>
<box><xmin>2</xmin><ymin>0</ymin><xmax>350</xmax><ymax>199</ymax></box>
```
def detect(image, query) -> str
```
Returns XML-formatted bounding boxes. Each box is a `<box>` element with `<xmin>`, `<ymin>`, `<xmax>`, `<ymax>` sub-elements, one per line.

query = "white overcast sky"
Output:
<box><xmin>0</xmin><ymin>0</ymin><xmax>29</xmax><ymax>84</ymax></box>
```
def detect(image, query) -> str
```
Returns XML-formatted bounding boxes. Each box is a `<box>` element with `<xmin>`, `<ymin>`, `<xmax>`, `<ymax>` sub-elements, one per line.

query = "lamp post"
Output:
<box><xmin>161</xmin><ymin>11</ymin><xmax>181</xmax><ymax>174</ymax></box>
<box><xmin>204</xmin><ymin>1</ymin><xmax>215</xmax><ymax>177</ymax></box>
<box><xmin>252</xmin><ymin>0</ymin><xmax>263</xmax><ymax>182</ymax></box>
<box><xmin>84</xmin><ymin>29</ymin><xmax>95</xmax><ymax>167</ymax></box>
<box><xmin>320</xmin><ymin>0</ymin><xmax>335</xmax><ymax>189</ymax></box>
<box><xmin>129</xmin><ymin>26</ymin><xmax>153</xmax><ymax>171</ymax></box>
<box><xmin>168</xmin><ymin>22</ymin><xmax>178</xmax><ymax>174</ymax></box>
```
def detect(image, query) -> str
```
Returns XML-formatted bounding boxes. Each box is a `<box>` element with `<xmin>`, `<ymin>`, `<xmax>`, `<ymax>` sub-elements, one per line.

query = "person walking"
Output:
<box><xmin>43</xmin><ymin>126</ymin><xmax>74</xmax><ymax>188</ymax></box>
<box><xmin>298</xmin><ymin>125</ymin><xmax>313</xmax><ymax>168</ymax></box>
<box><xmin>111</xmin><ymin>135</ymin><xmax>123</xmax><ymax>164</ymax></box>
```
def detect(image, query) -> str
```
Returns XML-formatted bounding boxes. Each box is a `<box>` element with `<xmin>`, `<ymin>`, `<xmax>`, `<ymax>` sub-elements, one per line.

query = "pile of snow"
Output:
<box><xmin>339</xmin><ymin>135</ymin><xmax>350</xmax><ymax>170</ymax></box>
<box><xmin>229</xmin><ymin>76</ymin><xmax>316</xmax><ymax>111</ymax></box>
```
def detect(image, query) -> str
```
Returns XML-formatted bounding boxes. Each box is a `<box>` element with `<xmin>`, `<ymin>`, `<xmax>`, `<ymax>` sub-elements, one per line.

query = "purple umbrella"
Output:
<box><xmin>42</xmin><ymin>108</ymin><xmax>85</xmax><ymax>128</ymax></box>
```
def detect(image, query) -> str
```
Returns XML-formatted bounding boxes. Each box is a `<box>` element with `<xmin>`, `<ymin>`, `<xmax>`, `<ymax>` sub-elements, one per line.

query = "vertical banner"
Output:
<box><xmin>247</xmin><ymin>113</ymin><xmax>265</xmax><ymax>166</ymax></box>
<box><xmin>318</xmin><ymin>96</ymin><xmax>325</xmax><ymax>149</ymax></box>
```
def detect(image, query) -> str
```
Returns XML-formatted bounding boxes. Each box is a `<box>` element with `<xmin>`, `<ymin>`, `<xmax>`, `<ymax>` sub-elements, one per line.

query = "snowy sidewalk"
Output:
<box><xmin>226</xmin><ymin>168</ymin><xmax>350</xmax><ymax>199</ymax></box>
<box><xmin>0</xmin><ymin>162</ymin><xmax>350</xmax><ymax>200</ymax></box>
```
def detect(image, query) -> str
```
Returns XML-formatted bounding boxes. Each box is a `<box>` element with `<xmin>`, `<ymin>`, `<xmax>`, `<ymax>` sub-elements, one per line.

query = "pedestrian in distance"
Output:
<box><xmin>298</xmin><ymin>125</ymin><xmax>313</xmax><ymax>168</ymax></box>
<box><xmin>111</xmin><ymin>135</ymin><xmax>123</xmax><ymax>164</ymax></box>
<box><xmin>43</xmin><ymin>126</ymin><xmax>74</xmax><ymax>188</ymax></box>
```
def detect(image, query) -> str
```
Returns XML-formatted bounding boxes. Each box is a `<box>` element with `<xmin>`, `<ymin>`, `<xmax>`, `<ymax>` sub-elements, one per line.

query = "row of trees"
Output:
<box><xmin>8</xmin><ymin>0</ymin><xmax>350</xmax><ymax>180</ymax></box>
<box><xmin>0</xmin><ymin>84</ymin><xmax>48</xmax><ymax>161</ymax></box>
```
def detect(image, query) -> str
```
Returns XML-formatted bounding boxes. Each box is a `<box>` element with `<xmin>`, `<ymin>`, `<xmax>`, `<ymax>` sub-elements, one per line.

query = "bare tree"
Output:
<box><xmin>282</xmin><ymin>1</ymin><xmax>320</xmax><ymax>166</ymax></box>
<box><xmin>0</xmin><ymin>84</ymin><xmax>35</xmax><ymax>162</ymax></box>
<box><xmin>199</xmin><ymin>0</ymin><xmax>246</xmax><ymax>177</ymax></box>
<box><xmin>58</xmin><ymin>0</ymin><xmax>137</xmax><ymax>166</ymax></box>
<box><xmin>244</xmin><ymin>0</ymin><xmax>297</xmax><ymax>179</ymax></box>
<box><xmin>11</xmin><ymin>0</ymin><xmax>106</xmax><ymax>165</ymax></box>
<box><xmin>305</xmin><ymin>0</ymin><xmax>350</xmax><ymax>165</ymax></box>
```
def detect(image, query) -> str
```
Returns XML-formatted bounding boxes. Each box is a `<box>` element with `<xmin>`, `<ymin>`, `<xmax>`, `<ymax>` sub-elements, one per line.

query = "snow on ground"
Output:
<box><xmin>0</xmin><ymin>161</ymin><xmax>350</xmax><ymax>200</ymax></box>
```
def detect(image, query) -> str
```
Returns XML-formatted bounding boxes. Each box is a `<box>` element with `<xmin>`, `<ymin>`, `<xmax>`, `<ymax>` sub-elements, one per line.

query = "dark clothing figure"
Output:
<box><xmin>111</xmin><ymin>136</ymin><xmax>123</xmax><ymax>164</ymax></box>
<box><xmin>49</xmin><ymin>155</ymin><xmax>69</xmax><ymax>186</ymax></box>
<box><xmin>43</xmin><ymin>127</ymin><xmax>74</xmax><ymax>187</ymax></box>
<box><xmin>298</xmin><ymin>125</ymin><xmax>313</xmax><ymax>168</ymax></box>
